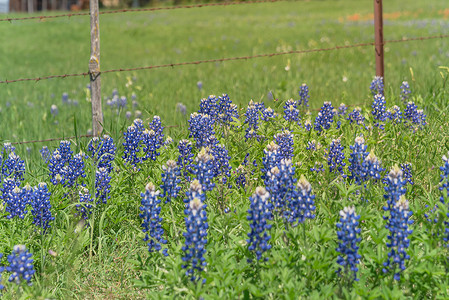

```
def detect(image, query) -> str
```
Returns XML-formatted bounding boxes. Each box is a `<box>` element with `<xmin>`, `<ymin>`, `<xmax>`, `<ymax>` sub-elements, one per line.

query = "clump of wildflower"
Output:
<box><xmin>199</xmin><ymin>95</ymin><xmax>219</xmax><ymax>123</ymax></box>
<box><xmin>372</xmin><ymin>94</ymin><xmax>387</xmax><ymax>128</ymax></box>
<box><xmin>6</xmin><ymin>245</ymin><xmax>35</xmax><ymax>285</ymax></box>
<box><xmin>383</xmin><ymin>196</ymin><xmax>413</xmax><ymax>280</ymax></box>
<box><xmin>182</xmin><ymin>196</ymin><xmax>208</xmax><ymax>282</ymax></box>
<box><xmin>298</xmin><ymin>83</ymin><xmax>310</xmax><ymax>108</ymax></box>
<box><xmin>140</xmin><ymin>183</ymin><xmax>168</xmax><ymax>256</ymax></box>
<box><xmin>261</xmin><ymin>142</ymin><xmax>281</xmax><ymax>183</ymax></box>
<box><xmin>336</xmin><ymin>206</ymin><xmax>361</xmax><ymax>282</ymax></box>
<box><xmin>217</xmin><ymin>94</ymin><xmax>239</xmax><ymax>126</ymax></box>
<box><xmin>386</xmin><ymin>105</ymin><xmax>402</xmax><ymax>124</ymax></box>
<box><xmin>439</xmin><ymin>153</ymin><xmax>449</xmax><ymax>243</ymax></box>
<box><xmin>76</xmin><ymin>187</ymin><xmax>94</xmax><ymax>220</ymax></box>
<box><xmin>265</xmin><ymin>159</ymin><xmax>297</xmax><ymax>211</ymax></box>
<box><xmin>188</xmin><ymin>113</ymin><xmax>215</xmax><ymax>148</ymax></box>
<box><xmin>191</xmin><ymin>148</ymin><xmax>215</xmax><ymax>192</ymax></box>
<box><xmin>122</xmin><ymin>120</ymin><xmax>144</xmax><ymax>167</ymax></box>
<box><xmin>141</xmin><ymin>129</ymin><xmax>160</xmax><ymax>161</ymax></box>
<box><xmin>262</xmin><ymin>107</ymin><xmax>276</xmax><ymax>122</ymax></box>
<box><xmin>247</xmin><ymin>187</ymin><xmax>272</xmax><ymax>262</ymax></box>
<box><xmin>400</xmin><ymin>81</ymin><xmax>411</xmax><ymax>103</ymax></box>
<box><xmin>87</xmin><ymin>135</ymin><xmax>116</xmax><ymax>172</ymax></box>
<box><xmin>95</xmin><ymin>167</ymin><xmax>111</xmax><ymax>205</ymax></box>
<box><xmin>274</xmin><ymin>130</ymin><xmax>294</xmax><ymax>161</ymax></box>
<box><xmin>149</xmin><ymin>115</ymin><xmax>165</xmax><ymax>149</ymax></box>
<box><xmin>283</xmin><ymin>99</ymin><xmax>300</xmax><ymax>123</ymax></box>
<box><xmin>31</xmin><ymin>183</ymin><xmax>54</xmax><ymax>231</ymax></box>
<box><xmin>161</xmin><ymin>160</ymin><xmax>182</xmax><ymax>203</ymax></box>
<box><xmin>177</xmin><ymin>139</ymin><xmax>194</xmax><ymax>181</ymax></box>
<box><xmin>314</xmin><ymin>101</ymin><xmax>335</xmax><ymax>132</ymax></box>
<box><xmin>348</xmin><ymin>137</ymin><xmax>369</xmax><ymax>185</ymax></box>
<box><xmin>383</xmin><ymin>165</ymin><xmax>407</xmax><ymax>212</ymax></box>
<box><xmin>338</xmin><ymin>103</ymin><xmax>348</xmax><ymax>116</ymax></box>
<box><xmin>370</xmin><ymin>76</ymin><xmax>384</xmax><ymax>96</ymax></box>
<box><xmin>364</xmin><ymin>152</ymin><xmax>384</xmax><ymax>182</ymax></box>
<box><xmin>2</xmin><ymin>151</ymin><xmax>26</xmax><ymax>183</ymax></box>
<box><xmin>327</xmin><ymin>139</ymin><xmax>346</xmax><ymax>177</ymax></box>
<box><xmin>347</xmin><ymin>107</ymin><xmax>365</xmax><ymax>126</ymax></box>
<box><xmin>401</xmin><ymin>163</ymin><xmax>413</xmax><ymax>185</ymax></box>
<box><xmin>404</xmin><ymin>101</ymin><xmax>426</xmax><ymax>127</ymax></box>
<box><xmin>210</xmin><ymin>144</ymin><xmax>232</xmax><ymax>184</ymax></box>
<box><xmin>244</xmin><ymin>101</ymin><xmax>261</xmax><ymax>140</ymax></box>
<box><xmin>40</xmin><ymin>146</ymin><xmax>51</xmax><ymax>164</ymax></box>
<box><xmin>4</xmin><ymin>185</ymin><xmax>30</xmax><ymax>219</ymax></box>
<box><xmin>286</xmin><ymin>175</ymin><xmax>316</xmax><ymax>226</ymax></box>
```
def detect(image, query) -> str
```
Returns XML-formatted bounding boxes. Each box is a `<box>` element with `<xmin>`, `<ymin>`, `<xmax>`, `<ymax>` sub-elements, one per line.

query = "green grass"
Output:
<box><xmin>0</xmin><ymin>0</ymin><xmax>449</xmax><ymax>298</ymax></box>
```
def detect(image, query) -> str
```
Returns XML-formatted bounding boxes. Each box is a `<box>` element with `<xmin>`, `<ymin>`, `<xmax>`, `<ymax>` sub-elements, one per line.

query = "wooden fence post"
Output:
<box><xmin>374</xmin><ymin>0</ymin><xmax>384</xmax><ymax>78</ymax></box>
<box><xmin>89</xmin><ymin>0</ymin><xmax>103</xmax><ymax>137</ymax></box>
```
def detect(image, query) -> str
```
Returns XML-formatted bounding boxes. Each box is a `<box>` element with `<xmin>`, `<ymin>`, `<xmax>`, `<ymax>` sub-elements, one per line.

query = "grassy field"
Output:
<box><xmin>0</xmin><ymin>0</ymin><xmax>449</xmax><ymax>298</ymax></box>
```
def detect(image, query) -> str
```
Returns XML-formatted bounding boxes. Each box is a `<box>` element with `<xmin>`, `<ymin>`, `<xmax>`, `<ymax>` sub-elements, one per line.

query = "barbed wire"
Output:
<box><xmin>10</xmin><ymin>134</ymin><xmax>94</xmax><ymax>145</ymax></box>
<box><xmin>1</xmin><ymin>34</ymin><xmax>448</xmax><ymax>85</ymax></box>
<box><xmin>0</xmin><ymin>0</ymin><xmax>293</xmax><ymax>22</ymax></box>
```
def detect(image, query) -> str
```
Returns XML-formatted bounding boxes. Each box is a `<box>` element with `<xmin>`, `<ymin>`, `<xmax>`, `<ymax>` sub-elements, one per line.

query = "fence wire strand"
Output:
<box><xmin>1</xmin><ymin>34</ymin><xmax>448</xmax><ymax>85</ymax></box>
<box><xmin>0</xmin><ymin>0</ymin><xmax>293</xmax><ymax>22</ymax></box>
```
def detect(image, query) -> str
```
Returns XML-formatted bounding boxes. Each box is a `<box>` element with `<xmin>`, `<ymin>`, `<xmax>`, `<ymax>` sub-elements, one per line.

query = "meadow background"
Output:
<box><xmin>0</xmin><ymin>0</ymin><xmax>449</xmax><ymax>298</ymax></box>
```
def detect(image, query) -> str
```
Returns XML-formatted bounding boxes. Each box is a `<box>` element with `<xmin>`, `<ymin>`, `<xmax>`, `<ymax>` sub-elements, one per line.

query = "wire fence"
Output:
<box><xmin>1</xmin><ymin>34</ymin><xmax>448</xmax><ymax>85</ymax></box>
<box><xmin>2</xmin><ymin>1</ymin><xmax>448</xmax><ymax>145</ymax></box>
<box><xmin>0</xmin><ymin>0</ymin><xmax>292</xmax><ymax>22</ymax></box>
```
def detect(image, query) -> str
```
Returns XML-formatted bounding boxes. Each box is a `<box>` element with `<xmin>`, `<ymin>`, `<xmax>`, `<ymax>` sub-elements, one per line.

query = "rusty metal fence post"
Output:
<box><xmin>374</xmin><ymin>0</ymin><xmax>384</xmax><ymax>78</ymax></box>
<box><xmin>89</xmin><ymin>0</ymin><xmax>103</xmax><ymax>137</ymax></box>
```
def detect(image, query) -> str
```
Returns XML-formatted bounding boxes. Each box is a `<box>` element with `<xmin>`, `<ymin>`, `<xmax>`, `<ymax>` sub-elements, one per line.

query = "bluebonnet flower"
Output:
<box><xmin>364</xmin><ymin>152</ymin><xmax>384</xmax><ymax>182</ymax></box>
<box><xmin>217</xmin><ymin>94</ymin><xmax>239</xmax><ymax>126</ymax></box>
<box><xmin>199</xmin><ymin>95</ymin><xmax>219</xmax><ymax>123</ymax></box>
<box><xmin>386</xmin><ymin>105</ymin><xmax>402</xmax><ymax>124</ymax></box>
<box><xmin>400</xmin><ymin>81</ymin><xmax>411</xmax><ymax>103</ymax></box>
<box><xmin>149</xmin><ymin>115</ymin><xmax>165</xmax><ymax>149</ymax></box>
<box><xmin>302</xmin><ymin>119</ymin><xmax>312</xmax><ymax>131</ymax></box>
<box><xmin>338</xmin><ymin>103</ymin><xmax>348</xmax><ymax>116</ymax></box>
<box><xmin>439</xmin><ymin>153</ymin><xmax>449</xmax><ymax>243</ymax></box>
<box><xmin>182</xmin><ymin>196</ymin><xmax>208</xmax><ymax>282</ymax></box>
<box><xmin>123</xmin><ymin>120</ymin><xmax>144</xmax><ymax>167</ymax></box>
<box><xmin>383</xmin><ymin>196</ymin><xmax>413</xmax><ymax>280</ymax></box>
<box><xmin>62</xmin><ymin>92</ymin><xmax>69</xmax><ymax>104</ymax></box>
<box><xmin>50</xmin><ymin>104</ymin><xmax>58</xmax><ymax>116</ymax></box>
<box><xmin>141</xmin><ymin>129</ymin><xmax>161</xmax><ymax>162</ymax></box>
<box><xmin>314</xmin><ymin>101</ymin><xmax>335</xmax><ymax>132</ymax></box>
<box><xmin>262</xmin><ymin>107</ymin><xmax>276</xmax><ymax>122</ymax></box>
<box><xmin>404</xmin><ymin>101</ymin><xmax>426</xmax><ymax>127</ymax></box>
<box><xmin>2</xmin><ymin>151</ymin><xmax>25</xmax><ymax>183</ymax></box>
<box><xmin>286</xmin><ymin>175</ymin><xmax>316</xmax><ymax>226</ymax></box>
<box><xmin>76</xmin><ymin>187</ymin><xmax>94</xmax><ymax>220</ymax></box>
<box><xmin>370</xmin><ymin>76</ymin><xmax>384</xmax><ymax>96</ymax></box>
<box><xmin>372</xmin><ymin>94</ymin><xmax>387</xmax><ymax>128</ymax></box>
<box><xmin>1</xmin><ymin>178</ymin><xmax>19</xmax><ymax>203</ymax></box>
<box><xmin>40</xmin><ymin>146</ymin><xmax>51</xmax><ymax>163</ymax></box>
<box><xmin>64</xmin><ymin>152</ymin><xmax>86</xmax><ymax>188</ymax></box>
<box><xmin>184</xmin><ymin>180</ymin><xmax>206</xmax><ymax>205</ymax></box>
<box><xmin>298</xmin><ymin>83</ymin><xmax>310</xmax><ymax>108</ymax></box>
<box><xmin>161</xmin><ymin>160</ymin><xmax>182</xmax><ymax>203</ymax></box>
<box><xmin>191</xmin><ymin>148</ymin><xmax>215</xmax><ymax>192</ymax></box>
<box><xmin>197</xmin><ymin>81</ymin><xmax>203</xmax><ymax>91</ymax></box>
<box><xmin>164</xmin><ymin>136</ymin><xmax>173</xmax><ymax>147</ymax></box>
<box><xmin>267</xmin><ymin>91</ymin><xmax>274</xmax><ymax>101</ymax></box>
<box><xmin>4</xmin><ymin>185</ymin><xmax>30</xmax><ymax>219</ymax></box>
<box><xmin>176</xmin><ymin>103</ymin><xmax>187</xmax><ymax>116</ymax></box>
<box><xmin>235</xmin><ymin>165</ymin><xmax>247</xmax><ymax>188</ymax></box>
<box><xmin>310</xmin><ymin>162</ymin><xmax>325</xmax><ymax>173</ymax></box>
<box><xmin>265</xmin><ymin>159</ymin><xmax>297</xmax><ymax>211</ymax></box>
<box><xmin>178</xmin><ymin>139</ymin><xmax>194</xmax><ymax>182</ymax></box>
<box><xmin>347</xmin><ymin>107</ymin><xmax>365</xmax><ymax>126</ymax></box>
<box><xmin>336</xmin><ymin>206</ymin><xmax>361</xmax><ymax>281</ymax></box>
<box><xmin>188</xmin><ymin>113</ymin><xmax>215</xmax><ymax>148</ymax></box>
<box><xmin>283</xmin><ymin>99</ymin><xmax>300</xmax><ymax>123</ymax></box>
<box><xmin>247</xmin><ymin>187</ymin><xmax>272</xmax><ymax>262</ymax></box>
<box><xmin>274</xmin><ymin>130</ymin><xmax>294</xmax><ymax>161</ymax></box>
<box><xmin>306</xmin><ymin>140</ymin><xmax>317</xmax><ymax>151</ymax></box>
<box><xmin>210</xmin><ymin>144</ymin><xmax>232</xmax><ymax>184</ymax></box>
<box><xmin>95</xmin><ymin>167</ymin><xmax>111</xmax><ymax>205</ymax></box>
<box><xmin>348</xmin><ymin>137</ymin><xmax>369</xmax><ymax>185</ymax></box>
<box><xmin>140</xmin><ymin>182</ymin><xmax>168</xmax><ymax>256</ymax></box>
<box><xmin>383</xmin><ymin>166</ymin><xmax>407</xmax><ymax>213</ymax></box>
<box><xmin>87</xmin><ymin>135</ymin><xmax>116</xmax><ymax>172</ymax></box>
<box><xmin>3</xmin><ymin>142</ymin><xmax>15</xmax><ymax>154</ymax></box>
<box><xmin>31</xmin><ymin>182</ymin><xmax>54</xmax><ymax>231</ymax></box>
<box><xmin>327</xmin><ymin>139</ymin><xmax>346</xmax><ymax>177</ymax></box>
<box><xmin>6</xmin><ymin>245</ymin><xmax>35</xmax><ymax>285</ymax></box>
<box><xmin>261</xmin><ymin>142</ymin><xmax>281</xmax><ymax>183</ymax></box>
<box><xmin>244</xmin><ymin>101</ymin><xmax>260</xmax><ymax>140</ymax></box>
<box><xmin>401</xmin><ymin>163</ymin><xmax>413</xmax><ymax>185</ymax></box>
